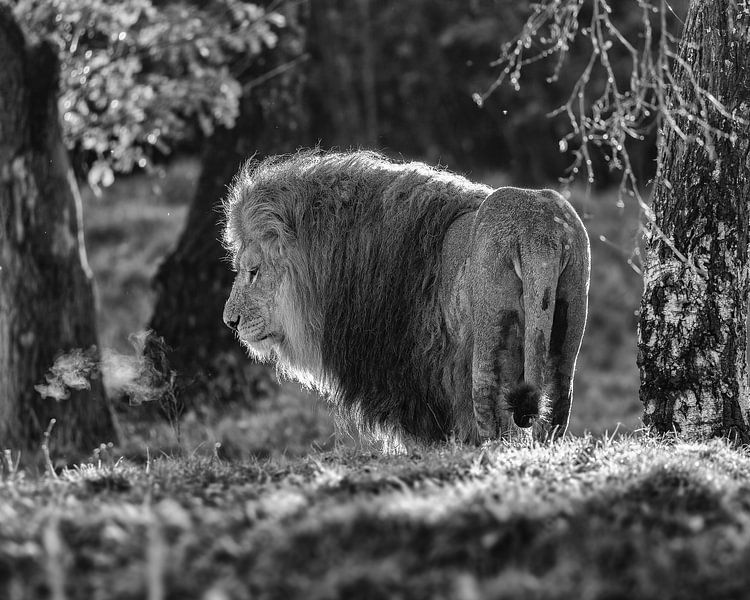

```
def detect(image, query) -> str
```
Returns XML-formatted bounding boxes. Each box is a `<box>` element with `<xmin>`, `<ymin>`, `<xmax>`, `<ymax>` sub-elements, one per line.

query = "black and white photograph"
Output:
<box><xmin>1</xmin><ymin>0</ymin><xmax>749</xmax><ymax>598</ymax></box>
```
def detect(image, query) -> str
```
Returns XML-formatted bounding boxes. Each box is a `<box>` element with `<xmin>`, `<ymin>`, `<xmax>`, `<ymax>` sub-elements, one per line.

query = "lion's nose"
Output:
<box><xmin>224</xmin><ymin>314</ymin><xmax>240</xmax><ymax>331</ymax></box>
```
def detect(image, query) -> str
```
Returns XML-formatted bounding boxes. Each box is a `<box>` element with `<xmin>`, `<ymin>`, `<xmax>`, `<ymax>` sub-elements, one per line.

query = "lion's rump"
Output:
<box><xmin>226</xmin><ymin>151</ymin><xmax>492</xmax><ymax>441</ymax></box>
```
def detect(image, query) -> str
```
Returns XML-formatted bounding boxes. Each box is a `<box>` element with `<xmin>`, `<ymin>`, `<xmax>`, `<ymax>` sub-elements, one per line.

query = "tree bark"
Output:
<box><xmin>638</xmin><ymin>0</ymin><xmax>750</xmax><ymax>440</ymax></box>
<box><xmin>0</xmin><ymin>7</ymin><xmax>118</xmax><ymax>453</ymax></box>
<box><xmin>146</xmin><ymin>6</ymin><xmax>311</xmax><ymax>408</ymax></box>
<box><xmin>305</xmin><ymin>0</ymin><xmax>374</xmax><ymax>148</ymax></box>
<box><xmin>357</xmin><ymin>0</ymin><xmax>379</xmax><ymax>146</ymax></box>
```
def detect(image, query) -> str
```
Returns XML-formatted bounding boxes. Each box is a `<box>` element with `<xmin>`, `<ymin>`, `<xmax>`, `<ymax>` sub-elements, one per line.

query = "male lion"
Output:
<box><xmin>223</xmin><ymin>150</ymin><xmax>590</xmax><ymax>444</ymax></box>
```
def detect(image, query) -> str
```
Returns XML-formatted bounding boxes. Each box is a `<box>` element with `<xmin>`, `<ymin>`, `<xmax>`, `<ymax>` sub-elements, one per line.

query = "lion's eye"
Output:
<box><xmin>249</xmin><ymin>266</ymin><xmax>260</xmax><ymax>284</ymax></box>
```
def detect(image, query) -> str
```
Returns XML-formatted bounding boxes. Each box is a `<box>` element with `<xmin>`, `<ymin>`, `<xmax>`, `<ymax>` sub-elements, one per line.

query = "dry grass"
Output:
<box><xmin>2</xmin><ymin>436</ymin><xmax>750</xmax><ymax>599</ymax></box>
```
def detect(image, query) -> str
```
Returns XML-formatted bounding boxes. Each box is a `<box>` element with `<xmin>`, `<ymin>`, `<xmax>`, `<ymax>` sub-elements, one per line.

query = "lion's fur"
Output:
<box><xmin>225</xmin><ymin>150</ymin><xmax>492</xmax><ymax>440</ymax></box>
<box><xmin>224</xmin><ymin>149</ymin><xmax>590</xmax><ymax>444</ymax></box>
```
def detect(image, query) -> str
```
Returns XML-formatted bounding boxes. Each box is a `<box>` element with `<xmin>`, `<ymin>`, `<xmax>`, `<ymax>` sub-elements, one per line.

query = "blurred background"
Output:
<box><xmin>15</xmin><ymin>0</ymin><xmax>690</xmax><ymax>458</ymax></box>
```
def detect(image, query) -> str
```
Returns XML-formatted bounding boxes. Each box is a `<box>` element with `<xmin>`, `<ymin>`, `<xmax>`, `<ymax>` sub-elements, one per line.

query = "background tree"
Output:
<box><xmin>304</xmin><ymin>0</ymin><xmax>666</xmax><ymax>184</ymax></box>
<box><xmin>0</xmin><ymin>5</ymin><xmax>117</xmax><ymax>452</ymax></box>
<box><xmin>484</xmin><ymin>0</ymin><xmax>749</xmax><ymax>439</ymax></box>
<box><xmin>145</xmin><ymin>2</ymin><xmax>309</xmax><ymax>410</ymax></box>
<box><xmin>638</xmin><ymin>0</ymin><xmax>750</xmax><ymax>440</ymax></box>
<box><xmin>16</xmin><ymin>0</ymin><xmax>302</xmax><ymax>416</ymax></box>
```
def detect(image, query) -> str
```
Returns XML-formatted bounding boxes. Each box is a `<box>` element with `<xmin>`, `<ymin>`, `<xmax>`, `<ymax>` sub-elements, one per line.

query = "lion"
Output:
<box><xmin>222</xmin><ymin>150</ymin><xmax>590</xmax><ymax>444</ymax></box>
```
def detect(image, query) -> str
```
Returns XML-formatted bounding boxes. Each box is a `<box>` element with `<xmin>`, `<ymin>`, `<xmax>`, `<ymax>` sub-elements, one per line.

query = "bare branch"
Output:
<box><xmin>482</xmin><ymin>0</ymin><xmax>743</xmax><ymax>276</ymax></box>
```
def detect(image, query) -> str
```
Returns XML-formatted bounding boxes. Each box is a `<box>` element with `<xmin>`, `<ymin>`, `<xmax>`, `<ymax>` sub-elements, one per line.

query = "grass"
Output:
<box><xmin>3</xmin><ymin>435</ymin><xmax>750</xmax><ymax>599</ymax></box>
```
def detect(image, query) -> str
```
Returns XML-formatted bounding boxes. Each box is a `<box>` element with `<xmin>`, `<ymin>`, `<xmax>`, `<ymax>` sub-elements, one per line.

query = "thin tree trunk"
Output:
<box><xmin>0</xmin><ymin>7</ymin><xmax>117</xmax><ymax>453</ymax></box>
<box><xmin>357</xmin><ymin>0</ymin><xmax>379</xmax><ymax>146</ymax></box>
<box><xmin>306</xmin><ymin>0</ymin><xmax>367</xmax><ymax>147</ymax></box>
<box><xmin>638</xmin><ymin>0</ymin><xmax>750</xmax><ymax>440</ymax></box>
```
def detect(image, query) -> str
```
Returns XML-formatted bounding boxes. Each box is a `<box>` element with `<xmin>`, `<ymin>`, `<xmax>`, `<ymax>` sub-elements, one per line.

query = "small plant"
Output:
<box><xmin>2</xmin><ymin>448</ymin><xmax>22</xmax><ymax>481</ymax></box>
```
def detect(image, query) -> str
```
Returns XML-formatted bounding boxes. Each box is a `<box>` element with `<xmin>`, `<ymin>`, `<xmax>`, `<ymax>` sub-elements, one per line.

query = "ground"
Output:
<box><xmin>2</xmin><ymin>436</ymin><xmax>750</xmax><ymax>599</ymax></box>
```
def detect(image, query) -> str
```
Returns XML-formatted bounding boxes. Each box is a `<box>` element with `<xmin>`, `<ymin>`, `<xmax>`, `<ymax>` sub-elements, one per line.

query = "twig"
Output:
<box><xmin>42</xmin><ymin>419</ymin><xmax>58</xmax><ymax>480</ymax></box>
<box><xmin>480</xmin><ymin>0</ymin><xmax>727</xmax><ymax>279</ymax></box>
<box><xmin>3</xmin><ymin>448</ymin><xmax>20</xmax><ymax>479</ymax></box>
<box><xmin>241</xmin><ymin>52</ymin><xmax>310</xmax><ymax>90</ymax></box>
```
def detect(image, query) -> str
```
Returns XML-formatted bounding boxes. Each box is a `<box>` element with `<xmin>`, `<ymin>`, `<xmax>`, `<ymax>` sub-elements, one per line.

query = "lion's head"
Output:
<box><xmin>222</xmin><ymin>239</ymin><xmax>285</xmax><ymax>360</ymax></box>
<box><xmin>222</xmin><ymin>153</ymin><xmax>330</xmax><ymax>389</ymax></box>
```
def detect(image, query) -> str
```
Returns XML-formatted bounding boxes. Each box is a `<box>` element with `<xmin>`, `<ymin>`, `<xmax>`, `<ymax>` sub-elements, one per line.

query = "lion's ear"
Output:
<box><xmin>276</xmin><ymin>237</ymin><xmax>297</xmax><ymax>259</ymax></box>
<box><xmin>259</xmin><ymin>233</ymin><xmax>291</xmax><ymax>260</ymax></box>
<box><xmin>261</xmin><ymin>220</ymin><xmax>297</xmax><ymax>257</ymax></box>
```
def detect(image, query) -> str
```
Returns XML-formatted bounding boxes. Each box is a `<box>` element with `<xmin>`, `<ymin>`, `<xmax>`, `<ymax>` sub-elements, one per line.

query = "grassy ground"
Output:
<box><xmin>3</xmin><ymin>436</ymin><xmax>750</xmax><ymax>599</ymax></box>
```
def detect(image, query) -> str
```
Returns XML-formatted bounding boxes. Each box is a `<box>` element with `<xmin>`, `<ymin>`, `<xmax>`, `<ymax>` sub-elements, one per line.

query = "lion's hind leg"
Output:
<box><xmin>469</xmin><ymin>248</ymin><xmax>525</xmax><ymax>440</ymax></box>
<box><xmin>544</xmin><ymin>258</ymin><xmax>589</xmax><ymax>438</ymax></box>
<box><xmin>515</xmin><ymin>241</ymin><xmax>559</xmax><ymax>436</ymax></box>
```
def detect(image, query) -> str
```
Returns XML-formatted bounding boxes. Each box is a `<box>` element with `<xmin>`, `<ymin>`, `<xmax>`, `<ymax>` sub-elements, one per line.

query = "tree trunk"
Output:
<box><xmin>306</xmin><ymin>0</ymin><xmax>370</xmax><ymax>148</ymax></box>
<box><xmin>638</xmin><ymin>0</ymin><xmax>750</xmax><ymax>440</ymax></box>
<box><xmin>0</xmin><ymin>7</ymin><xmax>117</xmax><ymax>453</ymax></box>
<box><xmin>357</xmin><ymin>0</ymin><xmax>379</xmax><ymax>146</ymax></box>
<box><xmin>146</xmin><ymin>6</ymin><xmax>310</xmax><ymax>408</ymax></box>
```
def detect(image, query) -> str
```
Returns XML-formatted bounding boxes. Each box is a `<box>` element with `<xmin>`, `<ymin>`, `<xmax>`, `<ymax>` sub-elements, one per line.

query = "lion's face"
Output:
<box><xmin>223</xmin><ymin>241</ymin><xmax>286</xmax><ymax>361</ymax></box>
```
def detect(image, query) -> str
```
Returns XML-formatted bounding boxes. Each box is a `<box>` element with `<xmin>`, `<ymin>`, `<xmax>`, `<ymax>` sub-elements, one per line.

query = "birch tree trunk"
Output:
<box><xmin>0</xmin><ymin>7</ymin><xmax>117</xmax><ymax>452</ymax></box>
<box><xmin>638</xmin><ymin>0</ymin><xmax>750</xmax><ymax>440</ymax></box>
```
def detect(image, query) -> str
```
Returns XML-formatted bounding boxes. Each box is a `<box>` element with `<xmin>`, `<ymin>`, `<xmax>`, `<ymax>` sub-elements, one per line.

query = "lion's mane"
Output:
<box><xmin>224</xmin><ymin>150</ymin><xmax>492</xmax><ymax>441</ymax></box>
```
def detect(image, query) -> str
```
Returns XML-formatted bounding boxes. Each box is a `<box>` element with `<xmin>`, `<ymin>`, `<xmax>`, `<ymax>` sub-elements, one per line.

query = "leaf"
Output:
<box><xmin>16</xmin><ymin>0</ymin><xmax>292</xmax><ymax>180</ymax></box>
<box><xmin>87</xmin><ymin>160</ymin><xmax>115</xmax><ymax>195</ymax></box>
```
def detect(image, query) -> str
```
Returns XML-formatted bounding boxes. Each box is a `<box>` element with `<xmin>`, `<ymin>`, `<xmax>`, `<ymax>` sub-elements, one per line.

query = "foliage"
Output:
<box><xmin>2</xmin><ymin>436</ymin><xmax>750</xmax><ymax>598</ymax></box>
<box><xmin>15</xmin><ymin>0</ymin><xmax>285</xmax><ymax>189</ymax></box>
<box><xmin>12</xmin><ymin>0</ymin><xmax>682</xmax><ymax>187</ymax></box>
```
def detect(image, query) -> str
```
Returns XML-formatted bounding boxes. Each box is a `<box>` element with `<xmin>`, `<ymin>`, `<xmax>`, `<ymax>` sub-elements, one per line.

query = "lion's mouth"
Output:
<box><xmin>239</xmin><ymin>329</ymin><xmax>283</xmax><ymax>347</ymax></box>
<box><xmin>254</xmin><ymin>332</ymin><xmax>284</xmax><ymax>345</ymax></box>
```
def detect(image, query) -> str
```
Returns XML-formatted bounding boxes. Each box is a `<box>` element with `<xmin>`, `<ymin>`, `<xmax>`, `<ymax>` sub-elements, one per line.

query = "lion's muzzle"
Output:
<box><xmin>224</xmin><ymin>313</ymin><xmax>240</xmax><ymax>331</ymax></box>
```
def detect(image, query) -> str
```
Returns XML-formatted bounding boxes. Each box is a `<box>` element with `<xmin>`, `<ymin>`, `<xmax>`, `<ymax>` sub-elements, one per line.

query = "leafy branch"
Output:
<box><xmin>15</xmin><ymin>0</ymin><xmax>289</xmax><ymax>190</ymax></box>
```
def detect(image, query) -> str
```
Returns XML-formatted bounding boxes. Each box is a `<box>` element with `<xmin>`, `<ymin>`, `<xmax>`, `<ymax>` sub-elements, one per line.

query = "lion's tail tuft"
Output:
<box><xmin>507</xmin><ymin>383</ymin><xmax>549</xmax><ymax>428</ymax></box>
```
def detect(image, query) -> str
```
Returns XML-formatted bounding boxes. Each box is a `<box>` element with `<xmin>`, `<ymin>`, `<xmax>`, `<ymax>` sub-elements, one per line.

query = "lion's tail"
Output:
<box><xmin>507</xmin><ymin>382</ymin><xmax>544</xmax><ymax>428</ymax></box>
<box><xmin>508</xmin><ymin>244</ymin><xmax>559</xmax><ymax>428</ymax></box>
